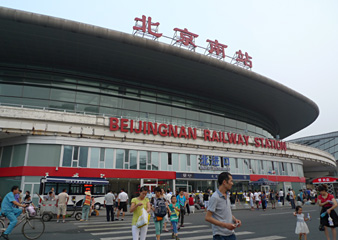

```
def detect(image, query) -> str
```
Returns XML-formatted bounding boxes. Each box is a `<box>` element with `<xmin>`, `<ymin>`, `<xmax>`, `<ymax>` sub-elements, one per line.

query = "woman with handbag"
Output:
<box><xmin>318</xmin><ymin>184</ymin><xmax>338</xmax><ymax>240</ymax></box>
<box><xmin>130</xmin><ymin>186</ymin><xmax>151</xmax><ymax>240</ymax></box>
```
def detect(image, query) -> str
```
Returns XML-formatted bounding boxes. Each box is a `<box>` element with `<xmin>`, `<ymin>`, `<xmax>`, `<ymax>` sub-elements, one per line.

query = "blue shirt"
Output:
<box><xmin>177</xmin><ymin>195</ymin><xmax>186</xmax><ymax>207</ymax></box>
<box><xmin>2</xmin><ymin>192</ymin><xmax>16</xmax><ymax>212</ymax></box>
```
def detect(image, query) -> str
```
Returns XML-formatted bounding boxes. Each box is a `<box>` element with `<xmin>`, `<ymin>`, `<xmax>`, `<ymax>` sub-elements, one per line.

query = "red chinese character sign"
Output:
<box><xmin>133</xmin><ymin>15</ymin><xmax>162</xmax><ymax>40</ymax></box>
<box><xmin>232</xmin><ymin>50</ymin><xmax>253</xmax><ymax>69</ymax></box>
<box><xmin>206</xmin><ymin>39</ymin><xmax>228</xmax><ymax>60</ymax></box>
<box><xmin>172</xmin><ymin>28</ymin><xmax>199</xmax><ymax>51</ymax></box>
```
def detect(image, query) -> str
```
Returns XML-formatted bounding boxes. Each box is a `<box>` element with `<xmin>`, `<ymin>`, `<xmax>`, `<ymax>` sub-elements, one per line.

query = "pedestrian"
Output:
<box><xmin>130</xmin><ymin>186</ymin><xmax>150</xmax><ymax>240</ymax></box>
<box><xmin>261</xmin><ymin>191</ymin><xmax>267</xmax><ymax>211</ymax></box>
<box><xmin>50</xmin><ymin>187</ymin><xmax>56</xmax><ymax>199</ymax></box>
<box><xmin>203</xmin><ymin>189</ymin><xmax>210</xmax><ymax>212</ymax></box>
<box><xmin>318</xmin><ymin>184</ymin><xmax>338</xmax><ymax>240</ymax></box>
<box><xmin>177</xmin><ymin>190</ymin><xmax>187</xmax><ymax>227</ymax></box>
<box><xmin>0</xmin><ymin>186</ymin><xmax>27</xmax><ymax>240</ymax></box>
<box><xmin>249</xmin><ymin>190</ymin><xmax>254</xmax><ymax>211</ymax></box>
<box><xmin>161</xmin><ymin>189</ymin><xmax>170</xmax><ymax>232</ymax></box>
<box><xmin>168</xmin><ymin>195</ymin><xmax>180</xmax><ymax>240</ymax></box>
<box><xmin>56</xmin><ymin>188</ymin><xmax>69</xmax><ymax>223</ymax></box>
<box><xmin>235</xmin><ymin>191</ymin><xmax>240</xmax><ymax>205</ymax></box>
<box><xmin>188</xmin><ymin>194</ymin><xmax>194</xmax><ymax>213</ymax></box>
<box><xmin>279</xmin><ymin>189</ymin><xmax>284</xmax><ymax>205</ymax></box>
<box><xmin>151</xmin><ymin>187</ymin><xmax>168</xmax><ymax>240</ymax></box>
<box><xmin>45</xmin><ymin>191</ymin><xmax>55</xmax><ymax>201</ymax></box>
<box><xmin>80</xmin><ymin>191</ymin><xmax>92</xmax><ymax>221</ymax></box>
<box><xmin>116</xmin><ymin>188</ymin><xmax>128</xmax><ymax>221</ymax></box>
<box><xmin>293</xmin><ymin>206</ymin><xmax>309</xmax><ymax>240</ymax></box>
<box><xmin>254</xmin><ymin>190</ymin><xmax>260</xmax><ymax>210</ymax></box>
<box><xmin>184</xmin><ymin>191</ymin><xmax>190</xmax><ymax>215</ymax></box>
<box><xmin>288</xmin><ymin>188</ymin><xmax>296</xmax><ymax>209</ymax></box>
<box><xmin>205</xmin><ymin>172</ymin><xmax>242</xmax><ymax>240</ymax></box>
<box><xmin>270</xmin><ymin>190</ymin><xmax>276</xmax><ymax>209</ymax></box>
<box><xmin>104</xmin><ymin>189</ymin><xmax>115</xmax><ymax>222</ymax></box>
<box><xmin>23</xmin><ymin>195</ymin><xmax>36</xmax><ymax>216</ymax></box>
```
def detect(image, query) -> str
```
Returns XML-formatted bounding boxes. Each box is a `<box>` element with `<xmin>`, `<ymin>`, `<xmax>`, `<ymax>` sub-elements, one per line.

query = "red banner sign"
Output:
<box><xmin>313</xmin><ymin>177</ymin><xmax>338</xmax><ymax>183</ymax></box>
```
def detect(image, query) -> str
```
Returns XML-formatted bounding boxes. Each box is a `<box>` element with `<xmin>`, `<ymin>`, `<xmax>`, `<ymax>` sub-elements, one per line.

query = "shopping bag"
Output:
<box><xmin>136</xmin><ymin>208</ymin><xmax>149</xmax><ymax>228</ymax></box>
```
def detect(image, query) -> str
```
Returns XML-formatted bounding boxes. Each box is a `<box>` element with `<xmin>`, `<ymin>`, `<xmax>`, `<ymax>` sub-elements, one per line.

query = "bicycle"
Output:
<box><xmin>0</xmin><ymin>207</ymin><xmax>45</xmax><ymax>240</ymax></box>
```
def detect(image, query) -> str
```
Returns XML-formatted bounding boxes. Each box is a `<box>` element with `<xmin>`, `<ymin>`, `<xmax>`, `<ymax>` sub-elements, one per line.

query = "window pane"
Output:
<box><xmin>62</xmin><ymin>146</ymin><xmax>72</xmax><ymax>167</ymax></box>
<box><xmin>79</xmin><ymin>147</ymin><xmax>88</xmax><ymax>167</ymax></box>
<box><xmin>50</xmin><ymin>89</ymin><xmax>75</xmax><ymax>102</ymax></box>
<box><xmin>139</xmin><ymin>151</ymin><xmax>147</xmax><ymax>170</ymax></box>
<box><xmin>0</xmin><ymin>84</ymin><xmax>22</xmax><ymax>97</ymax></box>
<box><xmin>243</xmin><ymin>159</ymin><xmax>250</xmax><ymax>174</ymax></box>
<box><xmin>23</xmin><ymin>86</ymin><xmax>50</xmax><ymax>99</ymax></box>
<box><xmin>160</xmin><ymin>153</ymin><xmax>168</xmax><ymax>170</ymax></box>
<box><xmin>105</xmin><ymin>149</ymin><xmax>114</xmax><ymax>169</ymax></box>
<box><xmin>116</xmin><ymin>150</ymin><xmax>124</xmax><ymax>169</ymax></box>
<box><xmin>73</xmin><ymin>146</ymin><xmax>79</xmax><ymax>160</ymax></box>
<box><xmin>129</xmin><ymin>150</ymin><xmax>137</xmax><ymax>169</ymax></box>
<box><xmin>27</xmin><ymin>144</ymin><xmax>61</xmax><ymax>166</ymax></box>
<box><xmin>76</xmin><ymin>92</ymin><xmax>99</xmax><ymax>105</ymax></box>
<box><xmin>151</xmin><ymin>152</ymin><xmax>159</xmax><ymax>170</ymax></box>
<box><xmin>11</xmin><ymin>144</ymin><xmax>26</xmax><ymax>167</ymax></box>
<box><xmin>1</xmin><ymin>146</ymin><xmax>12</xmax><ymax>167</ymax></box>
<box><xmin>90</xmin><ymin>148</ymin><xmax>100</xmax><ymax>168</ymax></box>
<box><xmin>190</xmin><ymin>155</ymin><xmax>197</xmax><ymax>172</ymax></box>
<box><xmin>180</xmin><ymin>154</ymin><xmax>187</xmax><ymax>171</ymax></box>
<box><xmin>172</xmin><ymin>154</ymin><xmax>179</xmax><ymax>171</ymax></box>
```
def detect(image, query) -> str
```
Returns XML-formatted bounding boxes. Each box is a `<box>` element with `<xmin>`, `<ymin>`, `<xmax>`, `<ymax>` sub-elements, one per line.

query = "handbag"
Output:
<box><xmin>136</xmin><ymin>208</ymin><xmax>150</xmax><ymax>228</ymax></box>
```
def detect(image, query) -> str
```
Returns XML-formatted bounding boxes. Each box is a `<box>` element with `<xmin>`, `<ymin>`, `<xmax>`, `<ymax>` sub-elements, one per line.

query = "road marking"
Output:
<box><xmin>92</xmin><ymin>225</ymin><xmax>211</xmax><ymax>235</ymax></box>
<box><xmin>178</xmin><ymin>231</ymin><xmax>254</xmax><ymax>239</ymax></box>
<box><xmin>85</xmin><ymin>224</ymin><xmax>208</xmax><ymax>232</ymax></box>
<box><xmin>242</xmin><ymin>236</ymin><xmax>286</xmax><ymax>240</ymax></box>
<box><xmin>261</xmin><ymin>209</ymin><xmax>317</xmax><ymax>216</ymax></box>
<box><xmin>78</xmin><ymin>222</ymin><xmax>192</xmax><ymax>228</ymax></box>
<box><xmin>99</xmin><ymin>229</ymin><xmax>217</xmax><ymax>240</ymax></box>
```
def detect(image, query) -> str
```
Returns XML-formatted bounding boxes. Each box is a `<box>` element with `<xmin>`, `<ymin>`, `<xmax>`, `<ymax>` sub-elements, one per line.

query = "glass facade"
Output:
<box><xmin>0</xmin><ymin>65</ymin><xmax>275</xmax><ymax>138</ymax></box>
<box><xmin>0</xmin><ymin>143</ymin><xmax>304</xmax><ymax>177</ymax></box>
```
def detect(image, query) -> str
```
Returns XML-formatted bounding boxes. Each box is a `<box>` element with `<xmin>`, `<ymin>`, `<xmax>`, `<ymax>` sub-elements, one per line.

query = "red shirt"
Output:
<box><xmin>318</xmin><ymin>193</ymin><xmax>334</xmax><ymax>207</ymax></box>
<box><xmin>189</xmin><ymin>197</ymin><xmax>194</xmax><ymax>206</ymax></box>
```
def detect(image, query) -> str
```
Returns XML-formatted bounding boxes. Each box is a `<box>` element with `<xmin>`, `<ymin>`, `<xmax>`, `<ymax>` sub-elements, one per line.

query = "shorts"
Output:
<box><xmin>204</xmin><ymin>201</ymin><xmax>209</xmax><ymax>208</ymax></box>
<box><xmin>270</xmin><ymin>199</ymin><xmax>275</xmax><ymax>204</ymax></box>
<box><xmin>255</xmin><ymin>200</ymin><xmax>260</xmax><ymax>205</ymax></box>
<box><xmin>118</xmin><ymin>202</ymin><xmax>127</xmax><ymax>212</ymax></box>
<box><xmin>57</xmin><ymin>204</ymin><xmax>67</xmax><ymax>215</ymax></box>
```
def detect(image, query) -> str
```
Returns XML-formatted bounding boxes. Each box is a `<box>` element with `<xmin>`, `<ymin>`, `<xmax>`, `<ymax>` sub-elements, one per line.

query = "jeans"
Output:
<box><xmin>82</xmin><ymin>205</ymin><xmax>90</xmax><ymax>220</ymax></box>
<box><xmin>3</xmin><ymin>208</ymin><xmax>22</xmax><ymax>234</ymax></box>
<box><xmin>179</xmin><ymin>207</ymin><xmax>185</xmax><ymax>225</ymax></box>
<box><xmin>154</xmin><ymin>217</ymin><xmax>165</xmax><ymax>235</ymax></box>
<box><xmin>132</xmin><ymin>225</ymin><xmax>148</xmax><ymax>240</ymax></box>
<box><xmin>172</xmin><ymin>221</ymin><xmax>178</xmax><ymax>234</ymax></box>
<box><xmin>106</xmin><ymin>205</ymin><xmax>114</xmax><ymax>221</ymax></box>
<box><xmin>213</xmin><ymin>234</ymin><xmax>237</xmax><ymax>240</ymax></box>
<box><xmin>290</xmin><ymin>199</ymin><xmax>295</xmax><ymax>209</ymax></box>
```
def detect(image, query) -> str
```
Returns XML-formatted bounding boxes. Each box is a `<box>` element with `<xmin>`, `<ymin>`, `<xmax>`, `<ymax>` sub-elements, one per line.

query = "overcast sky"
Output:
<box><xmin>1</xmin><ymin>0</ymin><xmax>337</xmax><ymax>140</ymax></box>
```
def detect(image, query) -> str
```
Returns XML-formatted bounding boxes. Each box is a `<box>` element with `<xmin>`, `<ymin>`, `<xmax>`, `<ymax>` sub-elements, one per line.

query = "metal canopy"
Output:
<box><xmin>0</xmin><ymin>7</ymin><xmax>319</xmax><ymax>138</ymax></box>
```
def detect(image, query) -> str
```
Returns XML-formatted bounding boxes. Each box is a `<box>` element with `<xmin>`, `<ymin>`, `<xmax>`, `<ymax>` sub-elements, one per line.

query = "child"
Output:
<box><xmin>168</xmin><ymin>196</ymin><xmax>180</xmax><ymax>240</ymax></box>
<box><xmin>23</xmin><ymin>195</ymin><xmax>36</xmax><ymax>216</ymax></box>
<box><xmin>293</xmin><ymin>206</ymin><xmax>309</xmax><ymax>240</ymax></box>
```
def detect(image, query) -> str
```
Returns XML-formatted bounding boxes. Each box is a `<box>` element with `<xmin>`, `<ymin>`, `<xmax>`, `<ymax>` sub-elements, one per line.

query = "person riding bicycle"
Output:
<box><xmin>0</xmin><ymin>186</ymin><xmax>27</xmax><ymax>240</ymax></box>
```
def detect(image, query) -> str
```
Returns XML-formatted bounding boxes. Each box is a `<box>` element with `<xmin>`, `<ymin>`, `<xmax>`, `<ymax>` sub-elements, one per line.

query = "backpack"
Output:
<box><xmin>154</xmin><ymin>198</ymin><xmax>167</xmax><ymax>218</ymax></box>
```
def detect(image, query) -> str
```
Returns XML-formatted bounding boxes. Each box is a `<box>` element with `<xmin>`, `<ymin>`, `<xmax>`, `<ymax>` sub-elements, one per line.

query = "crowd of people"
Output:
<box><xmin>1</xmin><ymin>181</ymin><xmax>338</xmax><ymax>240</ymax></box>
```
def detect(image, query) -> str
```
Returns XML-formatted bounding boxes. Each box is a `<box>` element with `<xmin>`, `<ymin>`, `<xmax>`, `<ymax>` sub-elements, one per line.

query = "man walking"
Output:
<box><xmin>0</xmin><ymin>186</ymin><xmax>27</xmax><ymax>240</ymax></box>
<box><xmin>104</xmin><ymin>189</ymin><xmax>115</xmax><ymax>222</ymax></box>
<box><xmin>56</xmin><ymin>188</ymin><xmax>69</xmax><ymax>223</ymax></box>
<box><xmin>278</xmin><ymin>189</ymin><xmax>284</xmax><ymax>205</ymax></box>
<box><xmin>288</xmin><ymin>188</ymin><xmax>295</xmax><ymax>209</ymax></box>
<box><xmin>177</xmin><ymin>190</ymin><xmax>187</xmax><ymax>227</ymax></box>
<box><xmin>205</xmin><ymin>172</ymin><xmax>241</xmax><ymax>240</ymax></box>
<box><xmin>116</xmin><ymin>189</ymin><xmax>128</xmax><ymax>221</ymax></box>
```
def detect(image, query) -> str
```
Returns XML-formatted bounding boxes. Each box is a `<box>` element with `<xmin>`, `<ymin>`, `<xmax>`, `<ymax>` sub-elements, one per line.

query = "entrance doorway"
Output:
<box><xmin>261</xmin><ymin>185</ymin><xmax>270</xmax><ymax>193</ymax></box>
<box><xmin>141</xmin><ymin>179</ymin><xmax>158</xmax><ymax>192</ymax></box>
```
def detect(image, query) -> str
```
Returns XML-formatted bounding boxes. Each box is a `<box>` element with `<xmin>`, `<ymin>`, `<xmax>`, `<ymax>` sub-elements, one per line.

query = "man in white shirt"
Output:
<box><xmin>288</xmin><ymin>188</ymin><xmax>295</xmax><ymax>209</ymax></box>
<box><xmin>115</xmin><ymin>189</ymin><xmax>128</xmax><ymax>221</ymax></box>
<box><xmin>253</xmin><ymin>190</ymin><xmax>260</xmax><ymax>210</ymax></box>
<box><xmin>278</xmin><ymin>189</ymin><xmax>284</xmax><ymax>205</ymax></box>
<box><xmin>104</xmin><ymin>190</ymin><xmax>115</xmax><ymax>222</ymax></box>
<box><xmin>249</xmin><ymin>190</ymin><xmax>254</xmax><ymax>210</ymax></box>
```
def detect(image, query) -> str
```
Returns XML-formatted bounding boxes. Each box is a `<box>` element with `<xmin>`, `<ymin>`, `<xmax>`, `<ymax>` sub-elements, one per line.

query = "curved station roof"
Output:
<box><xmin>0</xmin><ymin>7</ymin><xmax>319</xmax><ymax>139</ymax></box>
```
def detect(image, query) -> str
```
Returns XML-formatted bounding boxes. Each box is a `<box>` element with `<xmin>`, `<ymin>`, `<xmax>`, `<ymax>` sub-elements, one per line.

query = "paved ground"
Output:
<box><xmin>5</xmin><ymin>203</ymin><xmax>331</xmax><ymax>240</ymax></box>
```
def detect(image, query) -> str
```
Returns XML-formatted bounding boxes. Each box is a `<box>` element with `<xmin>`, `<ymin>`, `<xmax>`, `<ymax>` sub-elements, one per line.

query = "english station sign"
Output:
<box><xmin>109</xmin><ymin>118</ymin><xmax>287</xmax><ymax>151</ymax></box>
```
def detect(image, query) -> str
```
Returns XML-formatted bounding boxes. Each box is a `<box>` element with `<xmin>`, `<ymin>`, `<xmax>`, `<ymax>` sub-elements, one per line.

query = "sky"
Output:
<box><xmin>1</xmin><ymin>0</ymin><xmax>337</xmax><ymax>140</ymax></box>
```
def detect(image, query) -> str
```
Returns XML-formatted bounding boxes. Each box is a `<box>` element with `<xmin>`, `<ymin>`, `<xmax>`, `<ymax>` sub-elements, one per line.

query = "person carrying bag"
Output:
<box><xmin>152</xmin><ymin>187</ymin><xmax>168</xmax><ymax>240</ymax></box>
<box><xmin>317</xmin><ymin>184</ymin><xmax>338</xmax><ymax>239</ymax></box>
<box><xmin>130</xmin><ymin>187</ymin><xmax>151</xmax><ymax>240</ymax></box>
